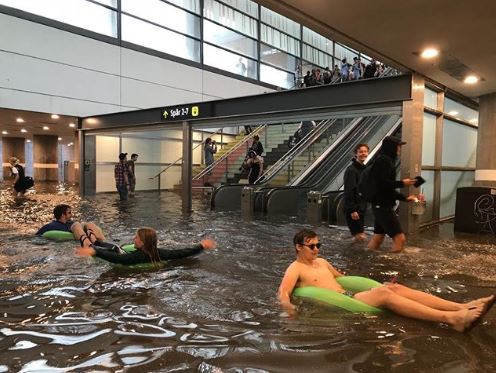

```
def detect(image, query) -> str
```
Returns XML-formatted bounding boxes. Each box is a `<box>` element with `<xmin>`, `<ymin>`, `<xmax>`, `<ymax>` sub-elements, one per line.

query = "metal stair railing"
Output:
<box><xmin>253</xmin><ymin>118</ymin><xmax>335</xmax><ymax>184</ymax></box>
<box><xmin>288</xmin><ymin>116</ymin><xmax>363</xmax><ymax>186</ymax></box>
<box><xmin>149</xmin><ymin>127</ymin><xmax>225</xmax><ymax>190</ymax></box>
<box><xmin>193</xmin><ymin>125</ymin><xmax>267</xmax><ymax>181</ymax></box>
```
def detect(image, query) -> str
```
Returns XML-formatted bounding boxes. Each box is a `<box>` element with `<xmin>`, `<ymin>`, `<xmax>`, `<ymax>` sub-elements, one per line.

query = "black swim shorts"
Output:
<box><xmin>372</xmin><ymin>205</ymin><xmax>403</xmax><ymax>238</ymax></box>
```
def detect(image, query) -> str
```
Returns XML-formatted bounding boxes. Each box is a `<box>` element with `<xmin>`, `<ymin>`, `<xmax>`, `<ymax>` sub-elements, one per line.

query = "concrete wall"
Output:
<box><xmin>0</xmin><ymin>13</ymin><xmax>273</xmax><ymax>118</ymax></box>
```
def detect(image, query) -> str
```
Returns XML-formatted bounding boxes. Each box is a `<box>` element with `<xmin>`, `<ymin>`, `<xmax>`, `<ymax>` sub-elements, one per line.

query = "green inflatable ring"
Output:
<box><xmin>41</xmin><ymin>230</ymin><xmax>75</xmax><ymax>241</ymax></box>
<box><xmin>293</xmin><ymin>276</ymin><xmax>383</xmax><ymax>313</ymax></box>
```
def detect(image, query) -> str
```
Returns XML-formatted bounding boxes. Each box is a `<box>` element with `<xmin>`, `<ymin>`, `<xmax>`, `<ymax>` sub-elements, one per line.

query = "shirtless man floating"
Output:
<box><xmin>278</xmin><ymin>229</ymin><xmax>495</xmax><ymax>332</ymax></box>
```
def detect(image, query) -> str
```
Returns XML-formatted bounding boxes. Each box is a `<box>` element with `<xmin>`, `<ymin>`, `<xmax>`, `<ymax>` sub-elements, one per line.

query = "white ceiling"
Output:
<box><xmin>256</xmin><ymin>0</ymin><xmax>496</xmax><ymax>98</ymax></box>
<box><xmin>0</xmin><ymin>108</ymin><xmax>77</xmax><ymax>145</ymax></box>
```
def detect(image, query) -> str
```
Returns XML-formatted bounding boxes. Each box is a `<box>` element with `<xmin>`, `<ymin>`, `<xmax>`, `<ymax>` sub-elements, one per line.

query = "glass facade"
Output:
<box><xmin>0</xmin><ymin>0</ymin><xmax>389</xmax><ymax>89</ymax></box>
<box><xmin>421</xmin><ymin>86</ymin><xmax>479</xmax><ymax>222</ymax></box>
<box><xmin>444</xmin><ymin>97</ymin><xmax>479</xmax><ymax>125</ymax></box>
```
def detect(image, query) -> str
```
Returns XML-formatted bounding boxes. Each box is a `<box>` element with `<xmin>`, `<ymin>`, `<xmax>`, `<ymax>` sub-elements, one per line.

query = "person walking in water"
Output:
<box><xmin>127</xmin><ymin>153</ymin><xmax>138</xmax><ymax>196</ymax></box>
<box><xmin>115</xmin><ymin>153</ymin><xmax>130</xmax><ymax>201</ymax></box>
<box><xmin>367</xmin><ymin>136</ymin><xmax>417</xmax><ymax>253</ymax></box>
<box><xmin>343</xmin><ymin>143</ymin><xmax>369</xmax><ymax>242</ymax></box>
<box><xmin>278</xmin><ymin>229</ymin><xmax>495</xmax><ymax>332</ymax></box>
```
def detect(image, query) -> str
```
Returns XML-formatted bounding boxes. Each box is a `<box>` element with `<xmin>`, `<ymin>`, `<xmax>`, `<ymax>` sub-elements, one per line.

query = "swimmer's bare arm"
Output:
<box><xmin>321</xmin><ymin>258</ymin><xmax>344</xmax><ymax>277</ymax></box>
<box><xmin>278</xmin><ymin>262</ymin><xmax>300</xmax><ymax>315</ymax></box>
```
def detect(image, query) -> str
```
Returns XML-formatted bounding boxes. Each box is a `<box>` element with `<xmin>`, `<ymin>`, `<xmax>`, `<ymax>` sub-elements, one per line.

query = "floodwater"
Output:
<box><xmin>0</xmin><ymin>181</ymin><xmax>496</xmax><ymax>372</ymax></box>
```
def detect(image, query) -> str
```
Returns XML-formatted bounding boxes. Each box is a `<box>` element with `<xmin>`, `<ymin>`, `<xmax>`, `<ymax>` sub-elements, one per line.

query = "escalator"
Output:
<box><xmin>262</xmin><ymin>112</ymin><xmax>402</xmax><ymax>215</ymax></box>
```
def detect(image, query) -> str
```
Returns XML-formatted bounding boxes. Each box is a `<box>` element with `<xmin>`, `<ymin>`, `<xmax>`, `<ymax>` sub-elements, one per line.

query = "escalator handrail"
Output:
<box><xmin>253</xmin><ymin>118</ymin><xmax>335</xmax><ymax>184</ymax></box>
<box><xmin>288</xmin><ymin>117</ymin><xmax>363</xmax><ymax>186</ymax></box>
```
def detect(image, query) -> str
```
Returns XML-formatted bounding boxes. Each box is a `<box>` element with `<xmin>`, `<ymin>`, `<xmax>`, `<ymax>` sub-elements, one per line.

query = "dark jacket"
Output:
<box><xmin>343</xmin><ymin>158</ymin><xmax>367</xmax><ymax>213</ymax></box>
<box><xmin>250</xmin><ymin>141</ymin><xmax>264</xmax><ymax>156</ymax></box>
<box><xmin>371</xmin><ymin>137</ymin><xmax>407</xmax><ymax>207</ymax></box>
<box><xmin>93</xmin><ymin>244</ymin><xmax>204</xmax><ymax>265</ymax></box>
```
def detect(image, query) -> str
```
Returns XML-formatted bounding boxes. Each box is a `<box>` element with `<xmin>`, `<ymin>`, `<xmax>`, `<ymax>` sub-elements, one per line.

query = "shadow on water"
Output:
<box><xmin>0</xmin><ymin>182</ymin><xmax>496</xmax><ymax>372</ymax></box>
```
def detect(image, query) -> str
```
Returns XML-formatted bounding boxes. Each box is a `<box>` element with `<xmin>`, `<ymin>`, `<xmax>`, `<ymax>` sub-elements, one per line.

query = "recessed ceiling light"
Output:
<box><xmin>464</xmin><ymin>75</ymin><xmax>479</xmax><ymax>84</ymax></box>
<box><xmin>16</xmin><ymin>118</ymin><xmax>24</xmax><ymax>123</ymax></box>
<box><xmin>51</xmin><ymin>114</ymin><xmax>60</xmax><ymax>119</ymax></box>
<box><xmin>58</xmin><ymin>137</ymin><xmax>62</xmax><ymax>141</ymax></box>
<box><xmin>69</xmin><ymin>123</ymin><xmax>76</xmax><ymax>128</ymax></box>
<box><xmin>420</xmin><ymin>48</ymin><xmax>439</xmax><ymax>59</ymax></box>
<box><xmin>448</xmin><ymin>111</ymin><xmax>459</xmax><ymax>116</ymax></box>
<box><xmin>26</xmin><ymin>139</ymin><xmax>31</xmax><ymax>143</ymax></box>
<box><xmin>21</xmin><ymin>129</ymin><xmax>27</xmax><ymax>133</ymax></box>
<box><xmin>43</xmin><ymin>126</ymin><xmax>50</xmax><ymax>130</ymax></box>
<box><xmin>2</xmin><ymin>130</ymin><xmax>8</xmax><ymax>135</ymax></box>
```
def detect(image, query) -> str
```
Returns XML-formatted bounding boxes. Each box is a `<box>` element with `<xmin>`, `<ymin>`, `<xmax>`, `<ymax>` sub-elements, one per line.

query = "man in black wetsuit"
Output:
<box><xmin>367</xmin><ymin>136</ymin><xmax>416</xmax><ymax>253</ymax></box>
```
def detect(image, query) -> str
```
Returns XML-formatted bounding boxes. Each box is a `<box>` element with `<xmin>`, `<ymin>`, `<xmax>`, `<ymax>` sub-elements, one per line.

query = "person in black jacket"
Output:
<box><xmin>76</xmin><ymin>227</ymin><xmax>215</xmax><ymax>267</ymax></box>
<box><xmin>367</xmin><ymin>136</ymin><xmax>417</xmax><ymax>253</ymax></box>
<box><xmin>343</xmin><ymin>143</ymin><xmax>369</xmax><ymax>241</ymax></box>
<box><xmin>249</xmin><ymin>135</ymin><xmax>264</xmax><ymax>156</ymax></box>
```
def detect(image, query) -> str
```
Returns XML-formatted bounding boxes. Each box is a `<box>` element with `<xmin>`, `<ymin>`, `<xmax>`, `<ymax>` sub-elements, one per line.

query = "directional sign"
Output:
<box><xmin>161</xmin><ymin>103</ymin><xmax>212</xmax><ymax>121</ymax></box>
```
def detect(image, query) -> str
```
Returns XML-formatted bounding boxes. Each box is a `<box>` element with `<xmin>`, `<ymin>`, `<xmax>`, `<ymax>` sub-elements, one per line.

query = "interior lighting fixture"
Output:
<box><xmin>464</xmin><ymin>75</ymin><xmax>479</xmax><ymax>84</ymax></box>
<box><xmin>58</xmin><ymin>137</ymin><xmax>62</xmax><ymax>141</ymax></box>
<box><xmin>420</xmin><ymin>48</ymin><xmax>439</xmax><ymax>59</ymax></box>
<box><xmin>16</xmin><ymin>117</ymin><xmax>24</xmax><ymax>123</ymax></box>
<box><xmin>43</xmin><ymin>126</ymin><xmax>49</xmax><ymax>130</ymax></box>
<box><xmin>2</xmin><ymin>130</ymin><xmax>8</xmax><ymax>135</ymax></box>
<box><xmin>26</xmin><ymin>139</ymin><xmax>31</xmax><ymax>143</ymax></box>
<box><xmin>21</xmin><ymin>129</ymin><xmax>27</xmax><ymax>133</ymax></box>
<box><xmin>51</xmin><ymin>114</ymin><xmax>60</xmax><ymax>119</ymax></box>
<box><xmin>448</xmin><ymin>111</ymin><xmax>459</xmax><ymax>116</ymax></box>
<box><xmin>69</xmin><ymin>123</ymin><xmax>76</xmax><ymax>128</ymax></box>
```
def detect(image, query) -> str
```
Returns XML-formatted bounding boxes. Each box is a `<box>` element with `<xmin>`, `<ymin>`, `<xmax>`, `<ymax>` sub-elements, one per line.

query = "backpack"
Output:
<box><xmin>358</xmin><ymin>162</ymin><xmax>377</xmax><ymax>202</ymax></box>
<box><xmin>24</xmin><ymin>176</ymin><xmax>34</xmax><ymax>189</ymax></box>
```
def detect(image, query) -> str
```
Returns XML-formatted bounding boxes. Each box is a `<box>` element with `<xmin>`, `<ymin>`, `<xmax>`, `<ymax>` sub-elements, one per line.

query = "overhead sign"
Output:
<box><xmin>161</xmin><ymin>103</ymin><xmax>212</xmax><ymax>121</ymax></box>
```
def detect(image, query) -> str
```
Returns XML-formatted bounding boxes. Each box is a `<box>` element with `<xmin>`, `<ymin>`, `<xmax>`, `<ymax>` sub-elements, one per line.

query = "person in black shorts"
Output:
<box><xmin>36</xmin><ymin>204</ymin><xmax>105</xmax><ymax>245</ymax></box>
<box><xmin>76</xmin><ymin>227</ymin><xmax>216</xmax><ymax>267</ymax></box>
<box><xmin>367</xmin><ymin>136</ymin><xmax>417</xmax><ymax>253</ymax></box>
<box><xmin>343</xmin><ymin>143</ymin><xmax>369</xmax><ymax>241</ymax></box>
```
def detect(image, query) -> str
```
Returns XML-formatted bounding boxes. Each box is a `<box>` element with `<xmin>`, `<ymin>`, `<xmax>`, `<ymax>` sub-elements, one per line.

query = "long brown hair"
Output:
<box><xmin>136</xmin><ymin>227</ymin><xmax>161</xmax><ymax>266</ymax></box>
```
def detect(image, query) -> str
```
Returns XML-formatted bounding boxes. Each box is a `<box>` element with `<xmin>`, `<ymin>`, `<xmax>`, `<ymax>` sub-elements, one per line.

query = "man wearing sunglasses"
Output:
<box><xmin>278</xmin><ymin>229</ymin><xmax>494</xmax><ymax>332</ymax></box>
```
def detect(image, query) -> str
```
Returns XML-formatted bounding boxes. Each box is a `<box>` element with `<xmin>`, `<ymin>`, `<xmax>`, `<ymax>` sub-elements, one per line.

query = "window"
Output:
<box><xmin>302</xmin><ymin>27</ymin><xmax>332</xmax><ymax>54</ymax></box>
<box><xmin>0</xmin><ymin>0</ymin><xmax>117</xmax><ymax>37</ymax></box>
<box><xmin>203</xmin><ymin>0</ymin><xmax>257</xmax><ymax>38</ymax></box>
<box><xmin>334</xmin><ymin>43</ymin><xmax>358</xmax><ymax>63</ymax></box>
<box><xmin>422</xmin><ymin>113</ymin><xmax>437</xmax><ymax>166</ymax></box>
<box><xmin>260</xmin><ymin>63</ymin><xmax>294</xmax><ymax>89</ymax></box>
<box><xmin>203</xmin><ymin>20</ymin><xmax>257</xmax><ymax>58</ymax></box>
<box><xmin>167</xmin><ymin>0</ymin><xmax>201</xmax><ymax>14</ymax></box>
<box><xmin>444</xmin><ymin>97</ymin><xmax>478</xmax><ymax>125</ymax></box>
<box><xmin>440</xmin><ymin>171</ymin><xmax>474</xmax><ymax>218</ymax></box>
<box><xmin>303</xmin><ymin>45</ymin><xmax>332</xmax><ymax>69</ymax></box>
<box><xmin>122</xmin><ymin>0</ymin><xmax>200</xmax><ymax>38</ymax></box>
<box><xmin>122</xmin><ymin>15</ymin><xmax>200</xmax><ymax>62</ymax></box>
<box><xmin>442</xmin><ymin>119</ymin><xmax>477</xmax><ymax>168</ymax></box>
<box><xmin>261</xmin><ymin>6</ymin><xmax>300</xmax><ymax>39</ymax></box>
<box><xmin>424</xmin><ymin>88</ymin><xmax>438</xmax><ymax>109</ymax></box>
<box><xmin>261</xmin><ymin>44</ymin><xmax>297</xmax><ymax>72</ymax></box>
<box><xmin>203</xmin><ymin>43</ymin><xmax>257</xmax><ymax>79</ymax></box>
<box><xmin>219</xmin><ymin>0</ymin><xmax>258</xmax><ymax>18</ymax></box>
<box><xmin>261</xmin><ymin>24</ymin><xmax>299</xmax><ymax>56</ymax></box>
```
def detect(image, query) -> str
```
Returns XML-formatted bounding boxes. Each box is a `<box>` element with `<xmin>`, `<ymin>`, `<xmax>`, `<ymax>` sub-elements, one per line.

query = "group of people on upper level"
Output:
<box><xmin>297</xmin><ymin>58</ymin><xmax>387</xmax><ymax>88</ymax></box>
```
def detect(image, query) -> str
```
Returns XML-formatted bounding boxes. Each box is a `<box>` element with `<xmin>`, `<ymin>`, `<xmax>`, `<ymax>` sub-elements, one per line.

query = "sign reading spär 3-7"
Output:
<box><xmin>161</xmin><ymin>103</ymin><xmax>212</xmax><ymax>121</ymax></box>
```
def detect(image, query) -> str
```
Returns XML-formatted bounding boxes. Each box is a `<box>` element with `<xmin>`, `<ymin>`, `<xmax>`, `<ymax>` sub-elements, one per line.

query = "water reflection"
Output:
<box><xmin>0</xmin><ymin>182</ymin><xmax>495</xmax><ymax>371</ymax></box>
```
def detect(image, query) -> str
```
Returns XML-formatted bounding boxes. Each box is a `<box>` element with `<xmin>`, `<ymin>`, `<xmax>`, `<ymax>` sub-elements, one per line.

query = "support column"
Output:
<box><xmin>2</xmin><ymin>137</ymin><xmax>25</xmax><ymax>179</ymax></box>
<box><xmin>399</xmin><ymin>73</ymin><xmax>425</xmax><ymax>234</ymax></box>
<box><xmin>474</xmin><ymin>92</ymin><xmax>496</xmax><ymax>187</ymax></box>
<box><xmin>182</xmin><ymin>121</ymin><xmax>192</xmax><ymax>213</ymax></box>
<box><xmin>33</xmin><ymin>135</ymin><xmax>58</xmax><ymax>181</ymax></box>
